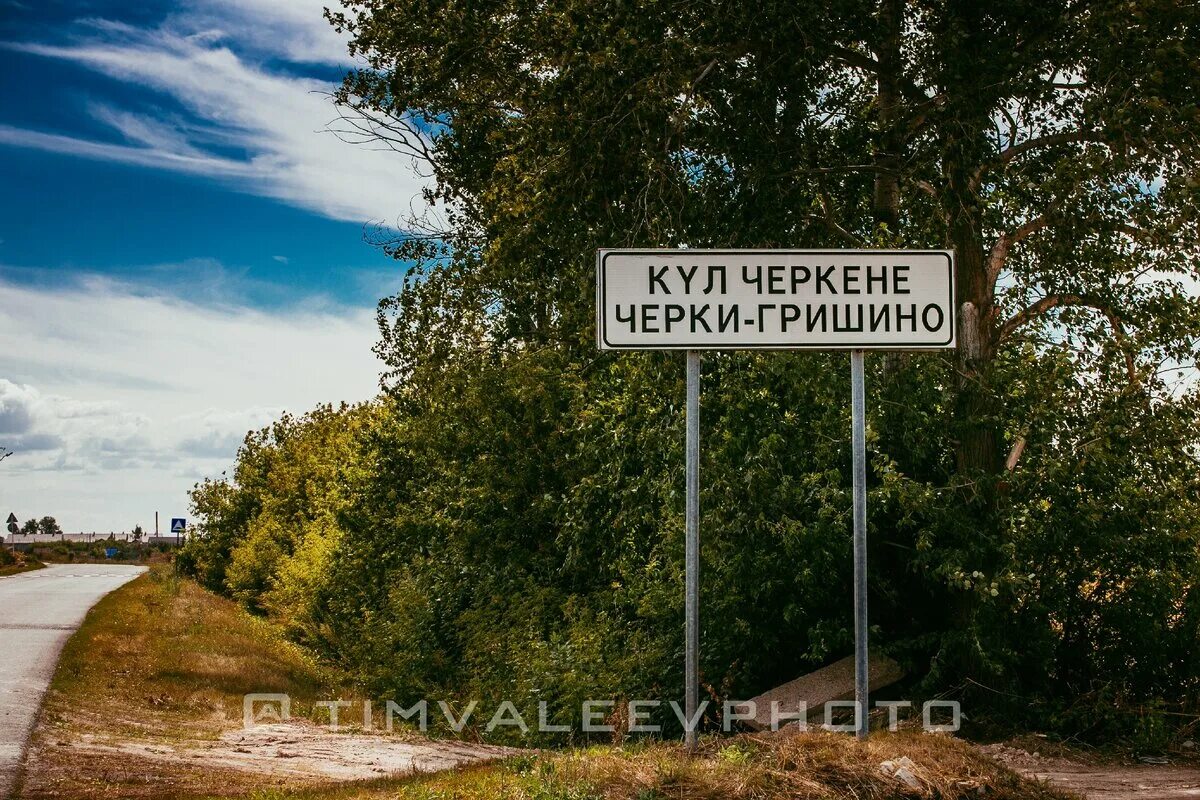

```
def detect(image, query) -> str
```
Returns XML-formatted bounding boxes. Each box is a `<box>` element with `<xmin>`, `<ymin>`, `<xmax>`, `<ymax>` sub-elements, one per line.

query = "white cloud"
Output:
<box><xmin>0</xmin><ymin>274</ymin><xmax>380</xmax><ymax>531</ymax></box>
<box><xmin>178</xmin><ymin>0</ymin><xmax>353</xmax><ymax>65</ymax></box>
<box><xmin>1</xmin><ymin>4</ymin><xmax>431</xmax><ymax>224</ymax></box>
<box><xmin>0</xmin><ymin>123</ymin><xmax>255</xmax><ymax>179</ymax></box>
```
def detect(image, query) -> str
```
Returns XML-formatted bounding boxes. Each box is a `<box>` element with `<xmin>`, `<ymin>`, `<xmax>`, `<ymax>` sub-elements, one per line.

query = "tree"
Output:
<box><xmin>37</xmin><ymin>516</ymin><xmax>62</xmax><ymax>537</ymax></box>
<box><xmin>20</xmin><ymin>519</ymin><xmax>37</xmax><ymax>536</ymax></box>
<box><xmin>327</xmin><ymin>0</ymin><xmax>1200</xmax><ymax>693</ymax></box>
<box><xmin>132</xmin><ymin>525</ymin><xmax>144</xmax><ymax>543</ymax></box>
<box><xmin>333</xmin><ymin>0</ymin><xmax>1199</xmax><ymax>459</ymax></box>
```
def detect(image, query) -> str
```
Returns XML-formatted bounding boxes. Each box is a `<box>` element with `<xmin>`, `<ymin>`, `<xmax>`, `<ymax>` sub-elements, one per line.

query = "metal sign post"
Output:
<box><xmin>850</xmin><ymin>350</ymin><xmax>869</xmax><ymax>739</ymax></box>
<box><xmin>684</xmin><ymin>350</ymin><xmax>701</xmax><ymax>750</ymax></box>
<box><xmin>596</xmin><ymin>249</ymin><xmax>955</xmax><ymax>746</ymax></box>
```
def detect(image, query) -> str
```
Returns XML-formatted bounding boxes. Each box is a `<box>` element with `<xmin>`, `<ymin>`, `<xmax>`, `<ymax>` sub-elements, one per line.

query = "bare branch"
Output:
<box><xmin>326</xmin><ymin>103</ymin><xmax>437</xmax><ymax>167</ymax></box>
<box><xmin>997</xmin><ymin>105</ymin><xmax>1020</xmax><ymax>151</ymax></box>
<box><xmin>998</xmin><ymin>293</ymin><xmax>1138</xmax><ymax>379</ymax></box>
<box><xmin>913</xmin><ymin>179</ymin><xmax>939</xmax><ymax>200</ymax></box>
<box><xmin>665</xmin><ymin>58</ymin><xmax>719</xmax><ymax>154</ymax></box>
<box><xmin>996</xmin><ymin>131</ymin><xmax>1089</xmax><ymax>165</ymax></box>
<box><xmin>1005</xmin><ymin>435</ymin><xmax>1027</xmax><ymax>471</ymax></box>
<box><xmin>912</xmin><ymin>179</ymin><xmax>950</xmax><ymax>226</ymax></box>
<box><xmin>791</xmin><ymin>164</ymin><xmax>897</xmax><ymax>177</ymax></box>
<box><xmin>800</xmin><ymin>180</ymin><xmax>862</xmax><ymax>246</ymax></box>
<box><xmin>826</xmin><ymin>45</ymin><xmax>928</xmax><ymax>104</ymax></box>
<box><xmin>986</xmin><ymin>210</ymin><xmax>1055</xmax><ymax>285</ymax></box>
<box><xmin>971</xmin><ymin>130</ymin><xmax>1092</xmax><ymax>190</ymax></box>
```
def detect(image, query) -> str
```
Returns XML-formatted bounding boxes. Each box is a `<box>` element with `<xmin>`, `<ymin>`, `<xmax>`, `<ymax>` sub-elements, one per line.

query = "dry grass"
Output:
<box><xmin>19</xmin><ymin>566</ymin><xmax>348</xmax><ymax>799</ymax></box>
<box><xmin>203</xmin><ymin>732</ymin><xmax>1078</xmax><ymax>800</ymax></box>
<box><xmin>19</xmin><ymin>567</ymin><xmax>1078</xmax><ymax>800</ymax></box>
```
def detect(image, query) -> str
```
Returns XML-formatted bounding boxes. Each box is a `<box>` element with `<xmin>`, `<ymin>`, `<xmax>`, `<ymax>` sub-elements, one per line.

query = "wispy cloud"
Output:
<box><xmin>177</xmin><ymin>0</ymin><xmax>353</xmax><ymax>65</ymax></box>
<box><xmin>1</xmin><ymin>5</ymin><xmax>431</xmax><ymax>224</ymax></box>
<box><xmin>0</xmin><ymin>123</ymin><xmax>254</xmax><ymax>177</ymax></box>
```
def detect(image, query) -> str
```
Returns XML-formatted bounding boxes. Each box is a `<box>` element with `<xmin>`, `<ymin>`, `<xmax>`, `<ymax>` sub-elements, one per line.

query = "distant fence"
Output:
<box><xmin>4</xmin><ymin>533</ymin><xmax>185</xmax><ymax>546</ymax></box>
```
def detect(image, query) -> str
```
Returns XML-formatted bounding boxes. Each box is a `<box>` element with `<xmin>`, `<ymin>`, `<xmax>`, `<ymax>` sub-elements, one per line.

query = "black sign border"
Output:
<box><xmin>597</xmin><ymin>249</ymin><xmax>956</xmax><ymax>351</ymax></box>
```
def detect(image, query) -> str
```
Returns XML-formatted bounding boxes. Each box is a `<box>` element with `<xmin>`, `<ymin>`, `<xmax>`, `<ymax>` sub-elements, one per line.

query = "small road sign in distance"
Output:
<box><xmin>170</xmin><ymin>518</ymin><xmax>187</xmax><ymax>533</ymax></box>
<box><xmin>597</xmin><ymin>249</ymin><xmax>955</xmax><ymax>350</ymax></box>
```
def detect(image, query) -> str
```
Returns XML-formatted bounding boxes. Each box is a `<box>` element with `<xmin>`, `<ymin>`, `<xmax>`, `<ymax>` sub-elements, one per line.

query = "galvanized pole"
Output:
<box><xmin>850</xmin><ymin>350</ymin><xmax>869</xmax><ymax>739</ymax></box>
<box><xmin>685</xmin><ymin>349</ymin><xmax>701</xmax><ymax>751</ymax></box>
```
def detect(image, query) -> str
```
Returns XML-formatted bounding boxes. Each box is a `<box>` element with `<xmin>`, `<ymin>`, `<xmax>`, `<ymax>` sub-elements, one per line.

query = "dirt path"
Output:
<box><xmin>20</xmin><ymin>719</ymin><xmax>517</xmax><ymax>798</ymax></box>
<box><xmin>982</xmin><ymin>743</ymin><xmax>1200</xmax><ymax>800</ymax></box>
<box><xmin>91</xmin><ymin>721</ymin><xmax>517</xmax><ymax>782</ymax></box>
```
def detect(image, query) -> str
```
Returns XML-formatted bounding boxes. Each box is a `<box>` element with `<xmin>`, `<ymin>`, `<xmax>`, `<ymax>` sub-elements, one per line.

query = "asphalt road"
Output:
<box><xmin>0</xmin><ymin>563</ymin><xmax>145</xmax><ymax>798</ymax></box>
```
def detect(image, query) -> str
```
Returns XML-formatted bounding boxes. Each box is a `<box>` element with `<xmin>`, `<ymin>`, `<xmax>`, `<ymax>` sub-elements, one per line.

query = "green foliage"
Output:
<box><xmin>182</xmin><ymin>404</ymin><xmax>381</xmax><ymax>643</ymax></box>
<box><xmin>181</xmin><ymin>0</ymin><xmax>1200</xmax><ymax>745</ymax></box>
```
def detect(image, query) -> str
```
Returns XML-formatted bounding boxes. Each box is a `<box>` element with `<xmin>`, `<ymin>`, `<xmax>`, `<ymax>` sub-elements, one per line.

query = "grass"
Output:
<box><xmin>20</xmin><ymin>566</ymin><xmax>349</xmax><ymax>799</ymax></box>
<box><xmin>18</xmin><ymin>567</ymin><xmax>1078</xmax><ymax>800</ymax></box>
<box><xmin>0</xmin><ymin>549</ymin><xmax>44</xmax><ymax>576</ymax></box>
<box><xmin>204</xmin><ymin>733</ymin><xmax>1077</xmax><ymax>800</ymax></box>
<box><xmin>46</xmin><ymin>567</ymin><xmax>339</xmax><ymax>727</ymax></box>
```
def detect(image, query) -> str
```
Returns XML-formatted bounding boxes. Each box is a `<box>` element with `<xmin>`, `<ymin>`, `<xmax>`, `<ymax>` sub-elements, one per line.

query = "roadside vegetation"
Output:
<box><xmin>20</xmin><ymin>567</ymin><xmax>345</xmax><ymax>799</ymax></box>
<box><xmin>220</xmin><ymin>735</ymin><xmax>1074</xmax><ymax>800</ymax></box>
<box><xmin>180</xmin><ymin>0</ymin><xmax>1200</xmax><ymax>750</ymax></box>
<box><xmin>25</xmin><ymin>538</ymin><xmax>176</xmax><ymax>565</ymax></box>
<box><xmin>22</xmin><ymin>567</ymin><xmax>1073</xmax><ymax>800</ymax></box>
<box><xmin>0</xmin><ymin>546</ymin><xmax>43</xmax><ymax>576</ymax></box>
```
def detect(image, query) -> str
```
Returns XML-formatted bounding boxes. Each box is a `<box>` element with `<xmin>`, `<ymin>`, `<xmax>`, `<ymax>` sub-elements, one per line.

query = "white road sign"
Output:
<box><xmin>597</xmin><ymin>249</ymin><xmax>955</xmax><ymax>350</ymax></box>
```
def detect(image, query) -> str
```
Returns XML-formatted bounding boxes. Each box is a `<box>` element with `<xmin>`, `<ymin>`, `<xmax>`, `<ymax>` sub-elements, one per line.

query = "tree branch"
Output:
<box><xmin>998</xmin><ymin>293</ymin><xmax>1137</xmax><ymax>379</ymax></box>
<box><xmin>791</xmin><ymin>164</ymin><xmax>898</xmax><ymax>177</ymax></box>
<box><xmin>809</xmin><ymin>185</ymin><xmax>862</xmax><ymax>245</ymax></box>
<box><xmin>971</xmin><ymin>130</ymin><xmax>1092</xmax><ymax>190</ymax></box>
<box><xmin>986</xmin><ymin>209</ymin><xmax>1055</xmax><ymax>285</ymax></box>
<box><xmin>997</xmin><ymin>131</ymin><xmax>1088</xmax><ymax>165</ymax></box>
<box><xmin>826</xmin><ymin>45</ymin><xmax>928</xmax><ymax>104</ymax></box>
<box><xmin>665</xmin><ymin>58</ymin><xmax>719</xmax><ymax>153</ymax></box>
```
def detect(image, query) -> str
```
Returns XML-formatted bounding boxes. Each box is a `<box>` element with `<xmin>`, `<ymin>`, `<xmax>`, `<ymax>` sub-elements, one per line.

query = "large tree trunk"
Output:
<box><xmin>944</xmin><ymin>137</ymin><xmax>1001</xmax><ymax>480</ymax></box>
<box><xmin>872</xmin><ymin>0</ymin><xmax>903</xmax><ymax>232</ymax></box>
<box><xmin>951</xmin><ymin>226</ymin><xmax>1000</xmax><ymax>478</ymax></box>
<box><xmin>942</xmin><ymin>126</ymin><xmax>1004</xmax><ymax>675</ymax></box>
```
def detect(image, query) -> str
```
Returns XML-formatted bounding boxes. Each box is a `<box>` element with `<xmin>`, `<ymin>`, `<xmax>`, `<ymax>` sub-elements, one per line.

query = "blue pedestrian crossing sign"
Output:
<box><xmin>170</xmin><ymin>518</ymin><xmax>187</xmax><ymax>533</ymax></box>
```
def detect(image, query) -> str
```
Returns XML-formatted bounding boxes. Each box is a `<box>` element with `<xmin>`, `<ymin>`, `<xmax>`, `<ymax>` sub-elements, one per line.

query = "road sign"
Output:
<box><xmin>597</xmin><ymin>249</ymin><xmax>955</xmax><ymax>350</ymax></box>
<box><xmin>5</xmin><ymin>522</ymin><xmax>16</xmax><ymax>535</ymax></box>
<box><xmin>170</xmin><ymin>518</ymin><xmax>186</xmax><ymax>533</ymax></box>
<box><xmin>597</xmin><ymin>248</ymin><xmax>957</xmax><ymax>744</ymax></box>
<box><xmin>5</xmin><ymin>513</ymin><xmax>16</xmax><ymax>524</ymax></box>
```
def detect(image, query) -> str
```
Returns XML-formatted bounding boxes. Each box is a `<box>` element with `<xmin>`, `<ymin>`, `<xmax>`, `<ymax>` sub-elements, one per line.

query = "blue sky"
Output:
<box><xmin>0</xmin><ymin>0</ymin><xmax>428</xmax><ymax>530</ymax></box>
